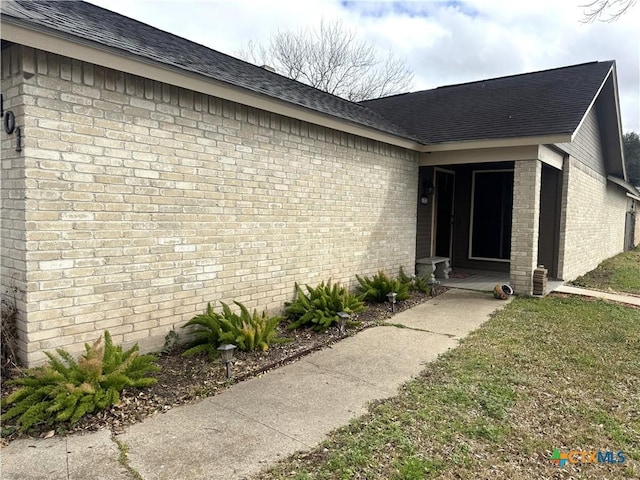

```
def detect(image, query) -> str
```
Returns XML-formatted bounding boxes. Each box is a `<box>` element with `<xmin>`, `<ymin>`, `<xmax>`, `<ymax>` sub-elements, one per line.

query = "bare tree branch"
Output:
<box><xmin>580</xmin><ymin>0</ymin><xmax>637</xmax><ymax>22</ymax></box>
<box><xmin>236</xmin><ymin>19</ymin><xmax>413</xmax><ymax>101</ymax></box>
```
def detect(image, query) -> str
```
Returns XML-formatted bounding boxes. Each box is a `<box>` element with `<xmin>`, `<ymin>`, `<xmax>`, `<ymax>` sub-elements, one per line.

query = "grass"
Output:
<box><xmin>572</xmin><ymin>246</ymin><xmax>640</xmax><ymax>295</ymax></box>
<box><xmin>255</xmin><ymin>296</ymin><xmax>640</xmax><ymax>479</ymax></box>
<box><xmin>113</xmin><ymin>437</ymin><xmax>144</xmax><ymax>480</ymax></box>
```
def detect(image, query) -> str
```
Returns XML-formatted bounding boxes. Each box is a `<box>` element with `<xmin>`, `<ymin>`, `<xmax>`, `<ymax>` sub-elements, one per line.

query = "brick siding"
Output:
<box><xmin>558</xmin><ymin>156</ymin><xmax>627</xmax><ymax>281</ymax></box>
<box><xmin>510</xmin><ymin>159</ymin><xmax>542</xmax><ymax>295</ymax></box>
<box><xmin>1</xmin><ymin>46</ymin><xmax>418</xmax><ymax>365</ymax></box>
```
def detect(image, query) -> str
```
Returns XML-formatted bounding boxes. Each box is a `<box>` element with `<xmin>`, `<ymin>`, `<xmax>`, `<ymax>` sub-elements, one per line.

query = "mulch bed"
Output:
<box><xmin>1</xmin><ymin>288</ymin><xmax>446</xmax><ymax>444</ymax></box>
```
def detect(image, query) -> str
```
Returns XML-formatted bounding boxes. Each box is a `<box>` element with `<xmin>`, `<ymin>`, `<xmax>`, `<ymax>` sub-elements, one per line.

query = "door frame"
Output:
<box><xmin>431</xmin><ymin>167</ymin><xmax>456</xmax><ymax>259</ymax></box>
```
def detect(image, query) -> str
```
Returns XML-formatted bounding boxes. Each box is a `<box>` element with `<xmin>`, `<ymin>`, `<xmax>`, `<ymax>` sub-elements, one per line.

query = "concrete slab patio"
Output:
<box><xmin>1</xmin><ymin>289</ymin><xmax>511</xmax><ymax>480</ymax></box>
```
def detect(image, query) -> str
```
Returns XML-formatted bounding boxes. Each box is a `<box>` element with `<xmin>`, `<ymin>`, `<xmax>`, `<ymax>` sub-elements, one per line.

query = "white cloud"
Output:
<box><xmin>87</xmin><ymin>0</ymin><xmax>640</xmax><ymax>132</ymax></box>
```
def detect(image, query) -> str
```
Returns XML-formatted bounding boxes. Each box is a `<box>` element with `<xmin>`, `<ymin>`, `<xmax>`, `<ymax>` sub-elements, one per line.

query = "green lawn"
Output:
<box><xmin>255</xmin><ymin>296</ymin><xmax>640</xmax><ymax>479</ymax></box>
<box><xmin>573</xmin><ymin>246</ymin><xmax>640</xmax><ymax>295</ymax></box>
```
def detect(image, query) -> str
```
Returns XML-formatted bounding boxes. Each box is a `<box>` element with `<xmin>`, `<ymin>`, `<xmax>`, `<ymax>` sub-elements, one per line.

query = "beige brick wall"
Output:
<box><xmin>0</xmin><ymin>46</ymin><xmax>419</xmax><ymax>365</ymax></box>
<box><xmin>509</xmin><ymin>159</ymin><xmax>541</xmax><ymax>295</ymax></box>
<box><xmin>556</xmin><ymin>104</ymin><xmax>629</xmax><ymax>280</ymax></box>
<box><xmin>1</xmin><ymin>46</ymin><xmax>30</xmax><ymax>345</ymax></box>
<box><xmin>558</xmin><ymin>156</ymin><xmax>628</xmax><ymax>281</ymax></box>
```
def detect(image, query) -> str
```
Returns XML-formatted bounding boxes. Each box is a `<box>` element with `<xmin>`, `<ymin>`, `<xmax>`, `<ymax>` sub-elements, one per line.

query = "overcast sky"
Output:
<box><xmin>86</xmin><ymin>0</ymin><xmax>639</xmax><ymax>133</ymax></box>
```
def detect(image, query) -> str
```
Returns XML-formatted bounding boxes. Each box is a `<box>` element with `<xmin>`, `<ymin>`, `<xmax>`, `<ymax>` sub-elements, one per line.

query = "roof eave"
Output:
<box><xmin>609</xmin><ymin>64</ymin><xmax>627</xmax><ymax>180</ymax></box>
<box><xmin>607</xmin><ymin>175</ymin><xmax>640</xmax><ymax>199</ymax></box>
<box><xmin>1</xmin><ymin>19</ymin><xmax>423</xmax><ymax>151</ymax></box>
<box><xmin>422</xmin><ymin>134</ymin><xmax>573</xmax><ymax>152</ymax></box>
<box><xmin>570</xmin><ymin>63</ymin><xmax>626</xmax><ymax>179</ymax></box>
<box><xmin>569</xmin><ymin>63</ymin><xmax>613</xmax><ymax>142</ymax></box>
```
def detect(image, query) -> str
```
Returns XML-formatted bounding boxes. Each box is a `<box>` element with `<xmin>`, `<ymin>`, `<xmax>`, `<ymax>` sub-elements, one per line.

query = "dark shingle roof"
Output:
<box><xmin>361</xmin><ymin>61</ymin><xmax>614</xmax><ymax>145</ymax></box>
<box><xmin>0</xmin><ymin>0</ymin><xmax>413</xmax><ymax>140</ymax></box>
<box><xmin>1</xmin><ymin>1</ymin><xmax>614</xmax><ymax>147</ymax></box>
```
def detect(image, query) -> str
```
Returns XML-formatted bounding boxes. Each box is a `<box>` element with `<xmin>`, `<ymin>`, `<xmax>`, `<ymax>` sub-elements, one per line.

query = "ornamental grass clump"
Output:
<box><xmin>285</xmin><ymin>280</ymin><xmax>366</xmax><ymax>331</ymax></box>
<box><xmin>181</xmin><ymin>302</ymin><xmax>224</xmax><ymax>360</ymax></box>
<box><xmin>182</xmin><ymin>301</ymin><xmax>283</xmax><ymax>359</ymax></box>
<box><xmin>398</xmin><ymin>266</ymin><xmax>431</xmax><ymax>294</ymax></box>
<box><xmin>218</xmin><ymin>301</ymin><xmax>283</xmax><ymax>352</ymax></box>
<box><xmin>356</xmin><ymin>270</ymin><xmax>411</xmax><ymax>303</ymax></box>
<box><xmin>1</xmin><ymin>331</ymin><xmax>158</xmax><ymax>432</ymax></box>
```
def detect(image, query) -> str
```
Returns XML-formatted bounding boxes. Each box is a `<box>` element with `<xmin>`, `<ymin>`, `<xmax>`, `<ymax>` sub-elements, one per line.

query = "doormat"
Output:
<box><xmin>448</xmin><ymin>270</ymin><xmax>473</xmax><ymax>279</ymax></box>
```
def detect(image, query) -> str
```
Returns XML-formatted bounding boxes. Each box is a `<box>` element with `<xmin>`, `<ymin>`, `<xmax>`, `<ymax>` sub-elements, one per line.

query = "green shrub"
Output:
<box><xmin>181</xmin><ymin>302</ymin><xmax>224</xmax><ymax>360</ymax></box>
<box><xmin>398</xmin><ymin>266</ymin><xmax>431</xmax><ymax>294</ymax></box>
<box><xmin>182</xmin><ymin>301</ymin><xmax>283</xmax><ymax>358</ymax></box>
<box><xmin>1</xmin><ymin>331</ymin><xmax>158</xmax><ymax>432</ymax></box>
<box><xmin>285</xmin><ymin>281</ymin><xmax>366</xmax><ymax>331</ymax></box>
<box><xmin>397</xmin><ymin>266</ymin><xmax>413</xmax><ymax>285</ymax></box>
<box><xmin>218</xmin><ymin>301</ymin><xmax>283</xmax><ymax>352</ymax></box>
<box><xmin>356</xmin><ymin>271</ymin><xmax>411</xmax><ymax>303</ymax></box>
<box><xmin>412</xmin><ymin>275</ymin><xmax>431</xmax><ymax>294</ymax></box>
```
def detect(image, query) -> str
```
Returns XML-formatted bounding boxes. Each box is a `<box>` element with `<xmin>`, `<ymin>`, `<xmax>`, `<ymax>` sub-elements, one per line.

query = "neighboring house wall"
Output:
<box><xmin>1</xmin><ymin>46</ymin><xmax>418</xmax><ymax>366</ymax></box>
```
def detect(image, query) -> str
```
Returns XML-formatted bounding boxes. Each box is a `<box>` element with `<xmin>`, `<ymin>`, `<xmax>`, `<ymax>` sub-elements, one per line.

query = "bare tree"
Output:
<box><xmin>237</xmin><ymin>19</ymin><xmax>413</xmax><ymax>102</ymax></box>
<box><xmin>581</xmin><ymin>0</ymin><xmax>637</xmax><ymax>22</ymax></box>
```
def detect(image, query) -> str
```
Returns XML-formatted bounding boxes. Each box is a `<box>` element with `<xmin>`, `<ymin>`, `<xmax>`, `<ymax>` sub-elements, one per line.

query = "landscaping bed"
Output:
<box><xmin>1</xmin><ymin>289</ymin><xmax>440</xmax><ymax>443</ymax></box>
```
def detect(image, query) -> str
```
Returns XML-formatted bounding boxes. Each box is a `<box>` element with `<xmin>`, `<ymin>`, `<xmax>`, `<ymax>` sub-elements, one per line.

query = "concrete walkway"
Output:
<box><xmin>554</xmin><ymin>285</ymin><xmax>640</xmax><ymax>307</ymax></box>
<box><xmin>1</xmin><ymin>289</ymin><xmax>512</xmax><ymax>480</ymax></box>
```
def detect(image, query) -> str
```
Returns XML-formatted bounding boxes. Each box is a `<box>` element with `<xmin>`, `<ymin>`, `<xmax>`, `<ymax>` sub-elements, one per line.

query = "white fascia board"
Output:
<box><xmin>423</xmin><ymin>134</ymin><xmax>572</xmax><ymax>152</ymax></box>
<box><xmin>422</xmin><ymin>144</ymin><xmax>568</xmax><ymax>168</ymax></box>
<box><xmin>609</xmin><ymin>65</ymin><xmax>627</xmax><ymax>180</ymax></box>
<box><xmin>421</xmin><ymin>145</ymin><xmax>539</xmax><ymax>166</ymax></box>
<box><xmin>627</xmin><ymin>192</ymin><xmax>640</xmax><ymax>202</ymax></box>
<box><xmin>608</xmin><ymin>175</ymin><xmax>640</xmax><ymax>198</ymax></box>
<box><xmin>570</xmin><ymin>65</ymin><xmax>612</xmax><ymax>141</ymax></box>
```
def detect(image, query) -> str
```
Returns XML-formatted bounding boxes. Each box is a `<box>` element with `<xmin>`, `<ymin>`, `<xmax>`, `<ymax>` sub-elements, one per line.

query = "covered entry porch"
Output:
<box><xmin>416</xmin><ymin>145</ymin><xmax>566</xmax><ymax>295</ymax></box>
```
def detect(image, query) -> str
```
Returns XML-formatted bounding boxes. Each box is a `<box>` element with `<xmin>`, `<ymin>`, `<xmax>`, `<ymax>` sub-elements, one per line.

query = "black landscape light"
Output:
<box><xmin>337</xmin><ymin>311</ymin><xmax>350</xmax><ymax>335</ymax></box>
<box><xmin>217</xmin><ymin>344</ymin><xmax>237</xmax><ymax>379</ymax></box>
<box><xmin>387</xmin><ymin>292</ymin><xmax>398</xmax><ymax>313</ymax></box>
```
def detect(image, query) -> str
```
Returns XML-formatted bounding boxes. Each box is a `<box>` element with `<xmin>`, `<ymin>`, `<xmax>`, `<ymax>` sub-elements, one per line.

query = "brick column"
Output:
<box><xmin>510</xmin><ymin>159</ymin><xmax>542</xmax><ymax>295</ymax></box>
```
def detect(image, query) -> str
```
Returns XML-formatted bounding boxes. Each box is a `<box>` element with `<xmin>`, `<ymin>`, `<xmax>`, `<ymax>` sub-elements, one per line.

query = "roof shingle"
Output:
<box><xmin>1</xmin><ymin>0</ymin><xmax>413</xmax><ymax>140</ymax></box>
<box><xmin>361</xmin><ymin>61</ymin><xmax>614</xmax><ymax>145</ymax></box>
<box><xmin>1</xmin><ymin>1</ymin><xmax>614</xmax><ymax>147</ymax></box>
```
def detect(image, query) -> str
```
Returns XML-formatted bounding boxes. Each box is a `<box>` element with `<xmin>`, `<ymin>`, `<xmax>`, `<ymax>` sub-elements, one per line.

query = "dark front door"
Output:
<box><xmin>434</xmin><ymin>170</ymin><xmax>455</xmax><ymax>258</ymax></box>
